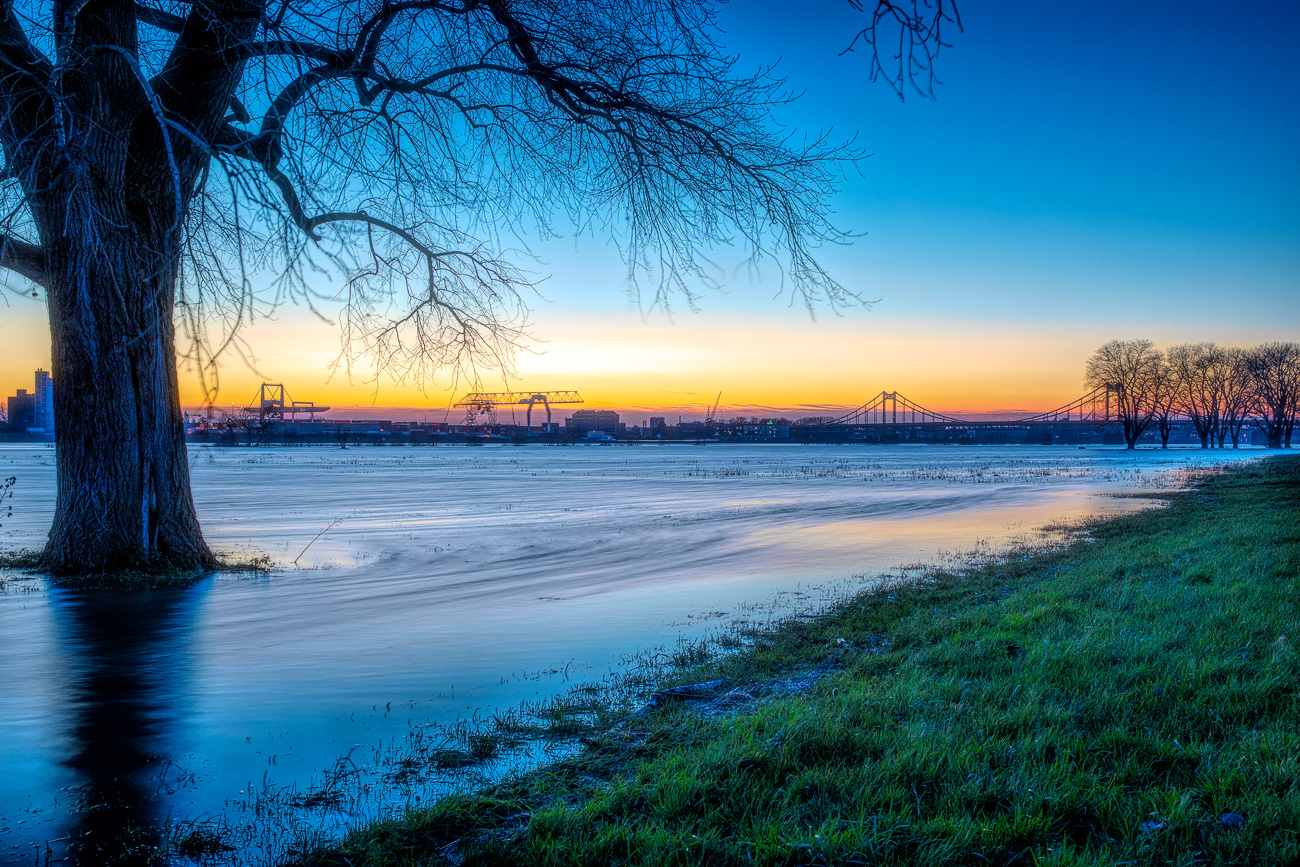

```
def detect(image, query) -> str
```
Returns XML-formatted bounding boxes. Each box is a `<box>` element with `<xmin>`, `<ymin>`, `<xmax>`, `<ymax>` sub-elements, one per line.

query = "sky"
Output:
<box><xmin>1</xmin><ymin>0</ymin><xmax>1297</xmax><ymax>422</ymax></box>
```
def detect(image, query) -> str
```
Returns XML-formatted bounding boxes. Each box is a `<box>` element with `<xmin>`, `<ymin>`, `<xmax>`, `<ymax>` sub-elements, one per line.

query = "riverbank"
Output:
<box><xmin>295</xmin><ymin>455</ymin><xmax>1299</xmax><ymax>866</ymax></box>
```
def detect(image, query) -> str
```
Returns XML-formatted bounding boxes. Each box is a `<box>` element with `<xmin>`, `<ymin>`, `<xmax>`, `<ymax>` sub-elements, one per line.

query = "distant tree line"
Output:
<box><xmin>721</xmin><ymin>416</ymin><xmax>844</xmax><ymax>426</ymax></box>
<box><xmin>1085</xmin><ymin>340</ymin><xmax>1300</xmax><ymax>449</ymax></box>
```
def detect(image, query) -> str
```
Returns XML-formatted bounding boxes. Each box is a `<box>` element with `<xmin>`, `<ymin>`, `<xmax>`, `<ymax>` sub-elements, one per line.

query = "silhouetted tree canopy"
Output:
<box><xmin>1085</xmin><ymin>339</ymin><xmax>1162</xmax><ymax>449</ymax></box>
<box><xmin>0</xmin><ymin>0</ymin><xmax>960</xmax><ymax>572</ymax></box>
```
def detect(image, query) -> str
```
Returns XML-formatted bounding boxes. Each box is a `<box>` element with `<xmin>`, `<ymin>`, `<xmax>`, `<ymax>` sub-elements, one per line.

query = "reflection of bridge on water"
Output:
<box><xmin>794</xmin><ymin>386</ymin><xmax>1149</xmax><ymax>444</ymax></box>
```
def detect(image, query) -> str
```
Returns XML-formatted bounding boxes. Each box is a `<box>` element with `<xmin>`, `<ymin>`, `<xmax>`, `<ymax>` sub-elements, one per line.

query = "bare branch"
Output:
<box><xmin>843</xmin><ymin>0</ymin><xmax>962</xmax><ymax>100</ymax></box>
<box><xmin>0</xmin><ymin>0</ymin><xmax>52</xmax><ymax>85</ymax></box>
<box><xmin>134</xmin><ymin>3</ymin><xmax>185</xmax><ymax>33</ymax></box>
<box><xmin>0</xmin><ymin>230</ymin><xmax>45</xmax><ymax>285</ymax></box>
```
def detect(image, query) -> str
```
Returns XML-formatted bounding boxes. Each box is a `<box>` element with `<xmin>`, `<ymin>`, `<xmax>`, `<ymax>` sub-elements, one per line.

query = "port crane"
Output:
<box><xmin>241</xmin><ymin>383</ymin><xmax>330</xmax><ymax>421</ymax></box>
<box><xmin>705</xmin><ymin>391</ymin><xmax>722</xmax><ymax>433</ymax></box>
<box><xmin>453</xmin><ymin>390</ymin><xmax>583</xmax><ymax>426</ymax></box>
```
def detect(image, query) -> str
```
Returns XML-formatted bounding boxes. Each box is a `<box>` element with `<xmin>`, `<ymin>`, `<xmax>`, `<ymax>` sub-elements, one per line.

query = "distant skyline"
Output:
<box><xmin>2</xmin><ymin>0</ymin><xmax>1297</xmax><ymax>419</ymax></box>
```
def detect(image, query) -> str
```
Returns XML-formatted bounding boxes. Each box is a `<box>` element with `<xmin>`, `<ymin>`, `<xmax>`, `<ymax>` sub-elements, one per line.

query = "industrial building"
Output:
<box><xmin>565</xmin><ymin>410</ymin><xmax>623</xmax><ymax>434</ymax></box>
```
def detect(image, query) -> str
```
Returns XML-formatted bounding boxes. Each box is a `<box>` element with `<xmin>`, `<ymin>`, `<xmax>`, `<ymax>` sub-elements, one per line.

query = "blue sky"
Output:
<box><xmin>1</xmin><ymin>1</ymin><xmax>1296</xmax><ymax>416</ymax></box>
<box><xmin>680</xmin><ymin>0</ymin><xmax>1300</xmax><ymax>325</ymax></box>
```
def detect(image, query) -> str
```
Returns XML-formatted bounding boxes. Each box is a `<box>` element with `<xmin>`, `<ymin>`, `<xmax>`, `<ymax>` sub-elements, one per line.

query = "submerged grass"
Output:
<box><xmin>294</xmin><ymin>456</ymin><xmax>1300</xmax><ymax>867</ymax></box>
<box><xmin>0</xmin><ymin>550</ymin><xmax>275</xmax><ymax>589</ymax></box>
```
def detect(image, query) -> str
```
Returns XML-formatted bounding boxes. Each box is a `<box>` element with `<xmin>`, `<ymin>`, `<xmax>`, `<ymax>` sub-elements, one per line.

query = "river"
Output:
<box><xmin>0</xmin><ymin>443</ymin><xmax>1266</xmax><ymax>864</ymax></box>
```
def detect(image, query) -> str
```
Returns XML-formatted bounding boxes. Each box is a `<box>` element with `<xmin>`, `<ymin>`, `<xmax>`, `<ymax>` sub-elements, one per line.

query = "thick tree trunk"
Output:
<box><xmin>1260</xmin><ymin>415</ymin><xmax>1284</xmax><ymax>449</ymax></box>
<box><xmin>1123</xmin><ymin>419</ymin><xmax>1138</xmax><ymax>449</ymax></box>
<box><xmin>0</xmin><ymin>0</ymin><xmax>258</xmax><ymax>576</ymax></box>
<box><xmin>1264</xmin><ymin>421</ymin><xmax>1283</xmax><ymax>449</ymax></box>
<box><xmin>38</xmin><ymin>236</ymin><xmax>214</xmax><ymax>575</ymax></box>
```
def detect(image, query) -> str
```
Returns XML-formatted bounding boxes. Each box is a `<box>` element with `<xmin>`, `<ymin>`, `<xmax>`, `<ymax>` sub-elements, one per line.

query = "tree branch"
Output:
<box><xmin>228</xmin><ymin>38</ymin><xmax>350</xmax><ymax>66</ymax></box>
<box><xmin>0</xmin><ymin>0</ymin><xmax>53</xmax><ymax>85</ymax></box>
<box><xmin>0</xmin><ymin>232</ymin><xmax>46</xmax><ymax>286</ymax></box>
<box><xmin>134</xmin><ymin>3</ymin><xmax>186</xmax><ymax>33</ymax></box>
<box><xmin>153</xmin><ymin>0</ymin><xmax>264</xmax><ymax>146</ymax></box>
<box><xmin>843</xmin><ymin>0</ymin><xmax>962</xmax><ymax>100</ymax></box>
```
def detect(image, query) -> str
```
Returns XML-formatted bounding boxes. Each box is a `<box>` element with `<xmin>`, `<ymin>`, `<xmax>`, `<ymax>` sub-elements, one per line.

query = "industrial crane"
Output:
<box><xmin>453</xmin><ymin>390</ymin><xmax>583</xmax><ymax>427</ymax></box>
<box><xmin>242</xmin><ymin>384</ymin><xmax>330</xmax><ymax>422</ymax></box>
<box><xmin>705</xmin><ymin>391</ymin><xmax>722</xmax><ymax>434</ymax></box>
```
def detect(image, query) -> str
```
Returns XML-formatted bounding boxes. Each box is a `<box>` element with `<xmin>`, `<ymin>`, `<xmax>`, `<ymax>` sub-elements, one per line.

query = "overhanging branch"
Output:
<box><xmin>0</xmin><ymin>232</ymin><xmax>46</xmax><ymax>286</ymax></box>
<box><xmin>135</xmin><ymin>3</ymin><xmax>186</xmax><ymax>33</ymax></box>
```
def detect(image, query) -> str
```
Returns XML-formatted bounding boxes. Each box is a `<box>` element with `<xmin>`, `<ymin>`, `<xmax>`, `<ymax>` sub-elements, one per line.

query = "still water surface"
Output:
<box><xmin>0</xmin><ymin>444</ymin><xmax>1266</xmax><ymax>863</ymax></box>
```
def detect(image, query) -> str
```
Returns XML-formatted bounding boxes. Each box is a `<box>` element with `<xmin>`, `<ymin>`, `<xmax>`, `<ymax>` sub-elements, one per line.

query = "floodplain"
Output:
<box><xmin>0</xmin><ymin>443</ymin><xmax>1277</xmax><ymax>863</ymax></box>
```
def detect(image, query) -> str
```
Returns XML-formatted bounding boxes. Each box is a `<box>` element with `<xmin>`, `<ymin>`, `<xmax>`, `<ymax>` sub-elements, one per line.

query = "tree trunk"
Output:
<box><xmin>38</xmin><ymin>232</ymin><xmax>214</xmax><ymax>575</ymax></box>
<box><xmin>14</xmin><ymin>37</ymin><xmax>221</xmax><ymax>577</ymax></box>
<box><xmin>1262</xmin><ymin>420</ymin><xmax>1282</xmax><ymax>449</ymax></box>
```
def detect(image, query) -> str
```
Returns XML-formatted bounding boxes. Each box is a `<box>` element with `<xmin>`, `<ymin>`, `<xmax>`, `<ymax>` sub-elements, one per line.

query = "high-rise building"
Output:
<box><xmin>33</xmin><ymin>369</ymin><xmax>53</xmax><ymax>432</ymax></box>
<box><xmin>6</xmin><ymin>389</ymin><xmax>34</xmax><ymax>431</ymax></box>
<box><xmin>5</xmin><ymin>370</ymin><xmax>53</xmax><ymax>433</ymax></box>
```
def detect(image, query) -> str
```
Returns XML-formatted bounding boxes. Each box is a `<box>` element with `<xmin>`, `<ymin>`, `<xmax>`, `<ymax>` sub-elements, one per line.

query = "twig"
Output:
<box><xmin>295</xmin><ymin>518</ymin><xmax>342</xmax><ymax>566</ymax></box>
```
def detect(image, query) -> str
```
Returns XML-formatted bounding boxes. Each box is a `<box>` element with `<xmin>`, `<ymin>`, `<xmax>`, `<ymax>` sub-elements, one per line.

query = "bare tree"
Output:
<box><xmin>1084</xmin><ymin>339</ymin><xmax>1162</xmax><ymax>449</ymax></box>
<box><xmin>0</xmin><ymin>0</ymin><xmax>956</xmax><ymax>574</ymax></box>
<box><xmin>1215</xmin><ymin>347</ymin><xmax>1254</xmax><ymax>449</ymax></box>
<box><xmin>1248</xmin><ymin>342</ymin><xmax>1300</xmax><ymax>449</ymax></box>
<box><xmin>1168</xmin><ymin>342</ymin><xmax>1223</xmax><ymax>449</ymax></box>
<box><xmin>1149</xmin><ymin>352</ymin><xmax>1177</xmax><ymax>449</ymax></box>
<box><xmin>233</xmin><ymin>416</ymin><xmax>276</xmax><ymax>447</ymax></box>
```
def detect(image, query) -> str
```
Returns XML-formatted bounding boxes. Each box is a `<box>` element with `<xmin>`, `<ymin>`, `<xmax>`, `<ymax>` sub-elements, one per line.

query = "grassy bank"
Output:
<box><xmin>299</xmin><ymin>457</ymin><xmax>1300</xmax><ymax>866</ymax></box>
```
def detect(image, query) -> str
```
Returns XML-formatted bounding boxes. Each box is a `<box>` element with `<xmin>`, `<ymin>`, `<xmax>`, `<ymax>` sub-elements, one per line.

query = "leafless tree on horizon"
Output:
<box><xmin>1084</xmin><ymin>338</ymin><xmax>1163</xmax><ymax>450</ymax></box>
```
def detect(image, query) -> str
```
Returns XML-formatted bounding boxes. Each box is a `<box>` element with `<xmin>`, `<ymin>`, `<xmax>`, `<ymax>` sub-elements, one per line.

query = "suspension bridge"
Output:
<box><xmin>828</xmin><ymin>386</ymin><xmax>1118</xmax><ymax>427</ymax></box>
<box><xmin>791</xmin><ymin>386</ymin><xmax>1138</xmax><ymax>444</ymax></box>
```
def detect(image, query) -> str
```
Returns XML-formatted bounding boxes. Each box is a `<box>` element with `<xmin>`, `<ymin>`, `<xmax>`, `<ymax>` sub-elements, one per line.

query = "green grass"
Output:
<box><xmin>0</xmin><ymin>550</ymin><xmax>274</xmax><ymax>588</ymax></box>
<box><xmin>297</xmin><ymin>456</ymin><xmax>1300</xmax><ymax>867</ymax></box>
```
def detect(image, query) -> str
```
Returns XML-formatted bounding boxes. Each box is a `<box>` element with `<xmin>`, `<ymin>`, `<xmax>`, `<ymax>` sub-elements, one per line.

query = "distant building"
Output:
<box><xmin>649</xmin><ymin>416</ymin><xmax>666</xmax><ymax>434</ymax></box>
<box><xmin>33</xmin><ymin>369</ymin><xmax>53</xmax><ymax>432</ymax></box>
<box><xmin>7</xmin><ymin>389</ymin><xmax>35</xmax><ymax>431</ymax></box>
<box><xmin>742</xmin><ymin>424</ymin><xmax>790</xmax><ymax>441</ymax></box>
<box><xmin>5</xmin><ymin>370</ymin><xmax>54</xmax><ymax>433</ymax></box>
<box><xmin>565</xmin><ymin>409</ymin><xmax>623</xmax><ymax>434</ymax></box>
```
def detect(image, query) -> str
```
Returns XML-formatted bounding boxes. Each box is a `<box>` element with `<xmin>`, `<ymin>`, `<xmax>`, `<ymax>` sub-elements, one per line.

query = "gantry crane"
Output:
<box><xmin>453</xmin><ymin>390</ymin><xmax>583</xmax><ymax>427</ymax></box>
<box><xmin>242</xmin><ymin>383</ymin><xmax>330</xmax><ymax>422</ymax></box>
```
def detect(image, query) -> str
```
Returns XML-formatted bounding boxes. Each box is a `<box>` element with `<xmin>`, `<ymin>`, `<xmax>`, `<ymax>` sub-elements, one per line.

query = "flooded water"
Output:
<box><xmin>0</xmin><ymin>443</ymin><xmax>1268</xmax><ymax>864</ymax></box>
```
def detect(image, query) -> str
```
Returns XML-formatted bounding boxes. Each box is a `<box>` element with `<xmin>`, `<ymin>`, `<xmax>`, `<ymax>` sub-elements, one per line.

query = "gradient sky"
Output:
<box><xmin>1</xmin><ymin>0</ymin><xmax>1297</xmax><ymax>421</ymax></box>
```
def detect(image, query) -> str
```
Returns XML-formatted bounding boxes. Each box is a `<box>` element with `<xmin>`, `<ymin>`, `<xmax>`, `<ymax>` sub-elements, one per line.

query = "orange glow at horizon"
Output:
<box><xmin>4</xmin><ymin>303</ymin><xmax>1291</xmax><ymax>422</ymax></box>
<box><xmin>167</xmin><ymin>309</ymin><xmax>1123</xmax><ymax>419</ymax></box>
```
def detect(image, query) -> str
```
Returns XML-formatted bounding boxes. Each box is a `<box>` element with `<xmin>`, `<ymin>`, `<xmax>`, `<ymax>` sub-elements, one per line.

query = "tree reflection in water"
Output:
<box><xmin>49</xmin><ymin>583</ymin><xmax>206</xmax><ymax>865</ymax></box>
